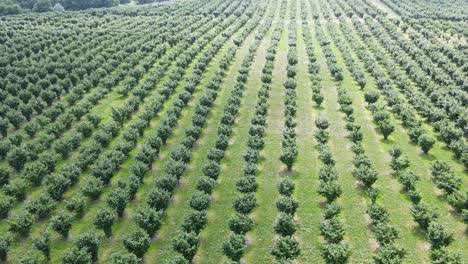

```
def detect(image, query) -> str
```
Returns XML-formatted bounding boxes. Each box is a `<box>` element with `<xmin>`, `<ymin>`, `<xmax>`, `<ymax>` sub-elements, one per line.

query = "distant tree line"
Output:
<box><xmin>0</xmin><ymin>0</ymin><xmax>167</xmax><ymax>15</ymax></box>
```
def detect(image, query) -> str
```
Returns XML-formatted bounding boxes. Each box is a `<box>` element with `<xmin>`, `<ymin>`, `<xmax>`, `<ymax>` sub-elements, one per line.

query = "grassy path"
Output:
<box><xmin>308</xmin><ymin>2</ymin><xmax>374</xmax><ymax>262</ymax></box>
<box><xmin>327</xmin><ymin>19</ymin><xmax>468</xmax><ymax>258</ymax></box>
<box><xmin>243</xmin><ymin>0</ymin><xmax>289</xmax><ymax>262</ymax></box>
<box><xmin>195</xmin><ymin>2</ymin><xmax>282</xmax><ymax>263</ymax></box>
<box><xmin>319</xmin><ymin>15</ymin><xmax>429</xmax><ymax>262</ymax></box>
<box><xmin>88</xmin><ymin>14</ymin><xmax>261</xmax><ymax>264</ymax></box>
<box><xmin>149</xmin><ymin>2</ymin><xmax>277</xmax><ymax>262</ymax></box>
<box><xmin>293</xmin><ymin>4</ymin><xmax>323</xmax><ymax>263</ymax></box>
<box><xmin>28</xmin><ymin>3</ymin><xmax>255</xmax><ymax>262</ymax></box>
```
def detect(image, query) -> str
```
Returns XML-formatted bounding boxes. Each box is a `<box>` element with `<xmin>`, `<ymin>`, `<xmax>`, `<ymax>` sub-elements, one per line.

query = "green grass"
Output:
<box><xmin>332</xmin><ymin>19</ymin><xmax>468</xmax><ymax>260</ymax></box>
<box><xmin>293</xmin><ymin>11</ymin><xmax>324</xmax><ymax>263</ymax></box>
<box><xmin>243</xmin><ymin>0</ymin><xmax>289</xmax><ymax>262</ymax></box>
<box><xmin>309</xmin><ymin>3</ymin><xmax>374</xmax><ymax>262</ymax></box>
<box><xmin>196</xmin><ymin>2</ymin><xmax>282</xmax><ymax>263</ymax></box>
<box><xmin>5</xmin><ymin>10</ymin><xmax>244</xmax><ymax>262</ymax></box>
<box><xmin>319</xmin><ymin>18</ymin><xmax>429</xmax><ymax>262</ymax></box>
<box><xmin>149</xmin><ymin>3</ymin><xmax>276</xmax><ymax>262</ymax></box>
<box><xmin>57</xmin><ymin>12</ymin><xmax>259</xmax><ymax>264</ymax></box>
<box><xmin>3</xmin><ymin>0</ymin><xmax>467</xmax><ymax>263</ymax></box>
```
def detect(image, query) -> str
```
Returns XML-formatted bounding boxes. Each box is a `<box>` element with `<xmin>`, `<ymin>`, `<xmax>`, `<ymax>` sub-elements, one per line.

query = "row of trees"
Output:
<box><xmin>0</xmin><ymin>16</ymin><xmax>176</xmax><ymax>176</ymax></box>
<box><xmin>378</xmin><ymin>0</ymin><xmax>467</xmax><ymax>21</ymax></box>
<box><xmin>271</xmin><ymin>2</ymin><xmax>300</xmax><ymax>262</ymax></box>
<box><xmin>169</xmin><ymin>2</ymin><xmax>272</xmax><ymax>262</ymax></box>
<box><xmin>0</xmin><ymin>1</ymin><xmax>238</xmax><ymax>260</ymax></box>
<box><xmin>0</xmin><ymin>0</ymin><xmax>122</xmax><ymax>15</ymax></box>
<box><xmin>323</xmin><ymin>2</ymin><xmax>466</xmax><ymax>261</ymax></box>
<box><xmin>388</xmin><ymin>148</ymin><xmax>463</xmax><ymax>262</ymax></box>
<box><xmin>0</xmin><ymin>16</ymin><xmax>198</xmax><ymax>224</ymax></box>
<box><xmin>222</xmin><ymin>2</ymin><xmax>286</xmax><ymax>261</ymax></box>
<box><xmin>333</xmin><ymin>0</ymin><xmax>466</xmax><ymax>168</ymax></box>
<box><xmin>305</xmin><ymin>4</ymin><xmax>352</xmax><ymax>262</ymax></box>
<box><xmin>90</xmin><ymin>2</ymin><xmax>255</xmax><ymax>261</ymax></box>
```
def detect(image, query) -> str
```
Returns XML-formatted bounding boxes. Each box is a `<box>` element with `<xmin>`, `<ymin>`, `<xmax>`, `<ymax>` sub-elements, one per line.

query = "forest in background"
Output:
<box><xmin>0</xmin><ymin>0</ymin><xmax>166</xmax><ymax>15</ymax></box>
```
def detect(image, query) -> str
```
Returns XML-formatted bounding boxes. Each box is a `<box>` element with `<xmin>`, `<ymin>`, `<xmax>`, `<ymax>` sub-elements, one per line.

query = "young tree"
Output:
<box><xmin>110</xmin><ymin>252</ymin><xmax>141</xmax><ymax>264</ymax></box>
<box><xmin>61</xmin><ymin>247</ymin><xmax>92</xmax><ymax>264</ymax></box>
<box><xmin>271</xmin><ymin>236</ymin><xmax>301</xmax><ymax>261</ymax></box>
<box><xmin>65</xmin><ymin>195</ymin><xmax>87</xmax><ymax>218</ymax></box>
<box><xmin>273</xmin><ymin>213</ymin><xmax>297</xmax><ymax>236</ymax></box>
<box><xmin>222</xmin><ymin>234</ymin><xmax>245</xmax><ymax>261</ymax></box>
<box><xmin>189</xmin><ymin>191</ymin><xmax>211</xmax><ymax>211</ymax></box>
<box><xmin>228</xmin><ymin>213</ymin><xmax>253</xmax><ymax>235</ymax></box>
<box><xmin>147</xmin><ymin>187</ymin><xmax>171</xmax><ymax>210</ymax></box>
<box><xmin>321</xmin><ymin>243</ymin><xmax>351</xmax><ymax>264</ymax></box>
<box><xmin>418</xmin><ymin>134</ymin><xmax>435</xmax><ymax>154</ymax></box>
<box><xmin>93</xmin><ymin>206</ymin><xmax>115</xmax><ymax>237</ymax></box>
<box><xmin>276</xmin><ymin>196</ymin><xmax>299</xmax><ymax>215</ymax></box>
<box><xmin>279</xmin><ymin>145</ymin><xmax>298</xmax><ymax>171</ymax></box>
<box><xmin>312</xmin><ymin>92</ymin><xmax>324</xmax><ymax>107</ymax></box>
<box><xmin>378</xmin><ymin>120</ymin><xmax>394</xmax><ymax>140</ymax></box>
<box><xmin>427</xmin><ymin>222</ymin><xmax>454</xmax><ymax>249</ymax></box>
<box><xmin>318</xmin><ymin>180</ymin><xmax>342</xmax><ymax>202</ymax></box>
<box><xmin>172</xmin><ymin>232</ymin><xmax>199</xmax><ymax>261</ymax></box>
<box><xmin>0</xmin><ymin>167</ymin><xmax>9</xmax><ymax>187</ymax></box>
<box><xmin>46</xmin><ymin>173</ymin><xmax>70</xmax><ymax>200</ymax></box>
<box><xmin>181</xmin><ymin>210</ymin><xmax>207</xmax><ymax>234</ymax></box>
<box><xmin>81</xmin><ymin>177</ymin><xmax>104</xmax><ymax>200</ymax></box>
<box><xmin>123</xmin><ymin>228</ymin><xmax>151</xmax><ymax>258</ymax></box>
<box><xmin>8</xmin><ymin>210</ymin><xmax>35</xmax><ymax>236</ymax></box>
<box><xmin>277</xmin><ymin>178</ymin><xmax>295</xmax><ymax>197</ymax></box>
<box><xmin>74</xmin><ymin>232</ymin><xmax>100</xmax><ymax>262</ymax></box>
<box><xmin>107</xmin><ymin>188</ymin><xmax>129</xmax><ymax>218</ymax></box>
<box><xmin>23</xmin><ymin>161</ymin><xmax>49</xmax><ymax>186</ymax></box>
<box><xmin>7</xmin><ymin>147</ymin><xmax>28</xmax><ymax>171</ymax></box>
<box><xmin>233</xmin><ymin>193</ymin><xmax>257</xmax><ymax>214</ymax></box>
<box><xmin>134</xmin><ymin>206</ymin><xmax>162</xmax><ymax>236</ymax></box>
<box><xmin>320</xmin><ymin>217</ymin><xmax>345</xmax><ymax>243</ymax></box>
<box><xmin>374</xmin><ymin>244</ymin><xmax>407</xmax><ymax>264</ymax></box>
<box><xmin>0</xmin><ymin>233</ymin><xmax>12</xmax><ymax>261</ymax></box>
<box><xmin>51</xmin><ymin>211</ymin><xmax>74</xmax><ymax>238</ymax></box>
<box><xmin>34</xmin><ymin>232</ymin><xmax>51</xmax><ymax>260</ymax></box>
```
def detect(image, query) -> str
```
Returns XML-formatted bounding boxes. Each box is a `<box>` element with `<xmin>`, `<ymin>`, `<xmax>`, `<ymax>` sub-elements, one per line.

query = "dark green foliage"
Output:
<box><xmin>271</xmin><ymin>236</ymin><xmax>301</xmax><ymax>261</ymax></box>
<box><xmin>110</xmin><ymin>252</ymin><xmax>141</xmax><ymax>264</ymax></box>
<box><xmin>34</xmin><ymin>232</ymin><xmax>51</xmax><ymax>260</ymax></box>
<box><xmin>0</xmin><ymin>233</ymin><xmax>12</xmax><ymax>261</ymax></box>
<box><xmin>173</xmin><ymin>232</ymin><xmax>199</xmax><ymax>261</ymax></box>
<box><xmin>51</xmin><ymin>211</ymin><xmax>74</xmax><ymax>238</ymax></box>
<box><xmin>229</xmin><ymin>213</ymin><xmax>253</xmax><ymax>235</ymax></box>
<box><xmin>123</xmin><ymin>228</ymin><xmax>151</xmax><ymax>258</ymax></box>
<box><xmin>233</xmin><ymin>193</ymin><xmax>257</xmax><ymax>214</ymax></box>
<box><xmin>81</xmin><ymin>177</ymin><xmax>104</xmax><ymax>200</ymax></box>
<box><xmin>320</xmin><ymin>217</ymin><xmax>345</xmax><ymax>243</ymax></box>
<box><xmin>276</xmin><ymin>196</ymin><xmax>299</xmax><ymax>215</ymax></box>
<box><xmin>182</xmin><ymin>210</ymin><xmax>207</xmax><ymax>233</ymax></box>
<box><xmin>273</xmin><ymin>213</ymin><xmax>297</xmax><ymax>236</ymax></box>
<box><xmin>134</xmin><ymin>206</ymin><xmax>162</xmax><ymax>236</ymax></box>
<box><xmin>321</xmin><ymin>243</ymin><xmax>351</xmax><ymax>264</ymax></box>
<box><xmin>94</xmin><ymin>206</ymin><xmax>115</xmax><ymax>237</ymax></box>
<box><xmin>8</xmin><ymin>210</ymin><xmax>35</xmax><ymax>236</ymax></box>
<box><xmin>222</xmin><ymin>234</ymin><xmax>245</xmax><ymax>261</ymax></box>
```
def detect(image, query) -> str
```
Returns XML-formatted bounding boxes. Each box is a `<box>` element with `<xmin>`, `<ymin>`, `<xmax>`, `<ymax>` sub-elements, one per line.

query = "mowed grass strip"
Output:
<box><xmin>243</xmin><ymin>0</ymin><xmax>289</xmax><ymax>262</ymax></box>
<box><xmin>318</xmin><ymin>13</ymin><xmax>429</xmax><ymax>261</ymax></box>
<box><xmin>90</xmin><ymin>12</ymin><xmax>262</xmax><ymax>264</ymax></box>
<box><xmin>308</xmin><ymin>2</ymin><xmax>373</xmax><ymax>262</ymax></box>
<box><xmin>292</xmin><ymin>4</ymin><xmax>323</xmax><ymax>263</ymax></box>
<box><xmin>149</xmin><ymin>2</ymin><xmax>277</xmax><ymax>262</ymax></box>
<box><xmin>329</xmin><ymin>19</ymin><xmax>468</xmax><ymax>259</ymax></box>
<box><xmin>195</xmin><ymin>2</ymin><xmax>282</xmax><ymax>263</ymax></box>
<box><xmin>40</xmin><ymin>7</ymin><xmax>251</xmax><ymax>262</ymax></box>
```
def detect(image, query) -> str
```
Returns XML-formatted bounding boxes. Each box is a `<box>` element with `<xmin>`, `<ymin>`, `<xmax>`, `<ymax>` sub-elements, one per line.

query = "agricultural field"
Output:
<box><xmin>0</xmin><ymin>0</ymin><xmax>466</xmax><ymax>263</ymax></box>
